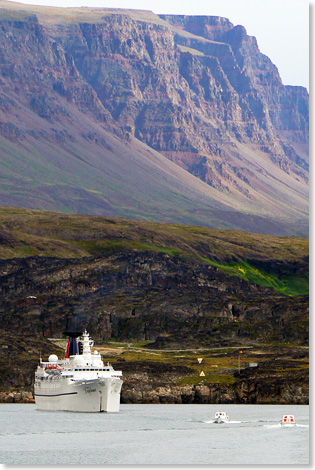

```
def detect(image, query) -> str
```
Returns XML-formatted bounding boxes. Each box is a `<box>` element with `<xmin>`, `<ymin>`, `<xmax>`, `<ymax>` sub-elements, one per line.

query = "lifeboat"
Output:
<box><xmin>281</xmin><ymin>414</ymin><xmax>296</xmax><ymax>425</ymax></box>
<box><xmin>213</xmin><ymin>411</ymin><xmax>230</xmax><ymax>423</ymax></box>
<box><xmin>45</xmin><ymin>364</ymin><xmax>59</xmax><ymax>370</ymax></box>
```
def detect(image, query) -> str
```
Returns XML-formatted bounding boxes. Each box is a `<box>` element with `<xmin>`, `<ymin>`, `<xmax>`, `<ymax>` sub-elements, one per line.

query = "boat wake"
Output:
<box><xmin>258</xmin><ymin>419</ymin><xmax>277</xmax><ymax>423</ymax></box>
<box><xmin>263</xmin><ymin>423</ymin><xmax>309</xmax><ymax>429</ymax></box>
<box><xmin>203</xmin><ymin>420</ymin><xmax>242</xmax><ymax>424</ymax></box>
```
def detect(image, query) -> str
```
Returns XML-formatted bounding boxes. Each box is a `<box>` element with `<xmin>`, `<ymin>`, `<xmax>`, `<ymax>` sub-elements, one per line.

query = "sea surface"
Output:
<box><xmin>0</xmin><ymin>403</ymin><xmax>309</xmax><ymax>465</ymax></box>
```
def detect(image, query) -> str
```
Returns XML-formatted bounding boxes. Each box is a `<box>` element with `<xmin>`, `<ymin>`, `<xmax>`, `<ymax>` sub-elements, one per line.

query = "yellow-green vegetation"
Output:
<box><xmin>99</xmin><ymin>341</ymin><xmax>309</xmax><ymax>387</ymax></box>
<box><xmin>177</xmin><ymin>375</ymin><xmax>237</xmax><ymax>386</ymax></box>
<box><xmin>177</xmin><ymin>45</ymin><xmax>205</xmax><ymax>56</ymax></box>
<box><xmin>202</xmin><ymin>258</ymin><xmax>309</xmax><ymax>296</ymax></box>
<box><xmin>0</xmin><ymin>1</ymin><xmax>168</xmax><ymax>25</ymax></box>
<box><xmin>0</xmin><ymin>207</ymin><xmax>308</xmax><ymax>296</ymax></box>
<box><xmin>0</xmin><ymin>9</ymin><xmax>32</xmax><ymax>21</ymax></box>
<box><xmin>73</xmin><ymin>239</ymin><xmax>182</xmax><ymax>258</ymax></box>
<box><xmin>104</xmin><ymin>345</ymin><xmax>246</xmax><ymax>386</ymax></box>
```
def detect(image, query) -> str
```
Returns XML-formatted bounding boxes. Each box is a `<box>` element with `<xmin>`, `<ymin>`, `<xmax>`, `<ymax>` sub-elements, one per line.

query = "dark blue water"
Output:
<box><xmin>0</xmin><ymin>403</ymin><xmax>309</xmax><ymax>464</ymax></box>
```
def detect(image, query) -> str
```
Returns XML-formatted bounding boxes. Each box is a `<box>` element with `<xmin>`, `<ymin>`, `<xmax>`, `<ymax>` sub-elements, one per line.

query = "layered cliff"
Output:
<box><xmin>0</xmin><ymin>2</ymin><xmax>309</xmax><ymax>235</ymax></box>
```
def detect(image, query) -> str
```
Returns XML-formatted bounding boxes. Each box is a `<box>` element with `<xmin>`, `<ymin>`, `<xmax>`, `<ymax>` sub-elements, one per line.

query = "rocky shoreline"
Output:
<box><xmin>120</xmin><ymin>380</ymin><xmax>308</xmax><ymax>405</ymax></box>
<box><xmin>0</xmin><ymin>391</ymin><xmax>34</xmax><ymax>404</ymax></box>
<box><xmin>1</xmin><ymin>378</ymin><xmax>308</xmax><ymax>405</ymax></box>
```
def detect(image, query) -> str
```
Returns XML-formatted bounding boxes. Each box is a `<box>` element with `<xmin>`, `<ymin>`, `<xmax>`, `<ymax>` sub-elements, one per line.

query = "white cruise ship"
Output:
<box><xmin>34</xmin><ymin>330</ymin><xmax>123</xmax><ymax>412</ymax></box>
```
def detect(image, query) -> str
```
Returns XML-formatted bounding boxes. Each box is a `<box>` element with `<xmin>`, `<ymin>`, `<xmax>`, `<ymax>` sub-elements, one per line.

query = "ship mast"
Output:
<box><xmin>82</xmin><ymin>329</ymin><xmax>94</xmax><ymax>355</ymax></box>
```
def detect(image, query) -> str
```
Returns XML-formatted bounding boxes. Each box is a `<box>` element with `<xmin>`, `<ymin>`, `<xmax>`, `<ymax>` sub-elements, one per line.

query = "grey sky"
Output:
<box><xmin>8</xmin><ymin>0</ymin><xmax>309</xmax><ymax>89</ymax></box>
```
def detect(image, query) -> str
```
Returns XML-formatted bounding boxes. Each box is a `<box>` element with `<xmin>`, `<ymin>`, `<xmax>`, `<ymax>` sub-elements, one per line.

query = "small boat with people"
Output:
<box><xmin>281</xmin><ymin>414</ymin><xmax>296</xmax><ymax>426</ymax></box>
<box><xmin>213</xmin><ymin>411</ymin><xmax>230</xmax><ymax>423</ymax></box>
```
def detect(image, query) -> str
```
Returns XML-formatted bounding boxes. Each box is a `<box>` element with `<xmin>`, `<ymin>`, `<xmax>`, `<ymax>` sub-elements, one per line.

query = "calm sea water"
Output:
<box><xmin>0</xmin><ymin>403</ymin><xmax>309</xmax><ymax>465</ymax></box>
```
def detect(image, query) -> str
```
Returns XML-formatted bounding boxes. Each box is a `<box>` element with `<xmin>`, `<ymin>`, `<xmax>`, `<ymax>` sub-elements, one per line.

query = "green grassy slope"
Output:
<box><xmin>0</xmin><ymin>207</ymin><xmax>308</xmax><ymax>296</ymax></box>
<box><xmin>0</xmin><ymin>1</ymin><xmax>167</xmax><ymax>24</ymax></box>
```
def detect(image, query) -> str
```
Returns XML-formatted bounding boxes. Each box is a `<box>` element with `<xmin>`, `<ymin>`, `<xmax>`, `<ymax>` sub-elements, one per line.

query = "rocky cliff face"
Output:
<box><xmin>0</xmin><ymin>251</ymin><xmax>308</xmax><ymax>346</ymax></box>
<box><xmin>63</xmin><ymin>13</ymin><xmax>308</xmax><ymax>188</ymax></box>
<box><xmin>0</xmin><ymin>3</ymin><xmax>309</xmax><ymax>235</ymax></box>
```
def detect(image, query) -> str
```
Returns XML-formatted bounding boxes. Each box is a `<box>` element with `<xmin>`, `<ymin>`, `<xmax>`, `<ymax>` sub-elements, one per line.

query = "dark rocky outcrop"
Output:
<box><xmin>0</xmin><ymin>251</ymin><xmax>308</xmax><ymax>346</ymax></box>
<box><xmin>120</xmin><ymin>377</ymin><xmax>309</xmax><ymax>405</ymax></box>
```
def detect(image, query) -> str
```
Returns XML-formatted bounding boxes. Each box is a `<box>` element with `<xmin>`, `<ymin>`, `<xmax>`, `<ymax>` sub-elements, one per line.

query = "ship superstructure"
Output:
<box><xmin>34</xmin><ymin>330</ymin><xmax>123</xmax><ymax>412</ymax></box>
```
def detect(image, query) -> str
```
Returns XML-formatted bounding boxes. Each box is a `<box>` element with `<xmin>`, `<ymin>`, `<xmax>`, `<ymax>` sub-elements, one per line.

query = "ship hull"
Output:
<box><xmin>35</xmin><ymin>377</ymin><xmax>122</xmax><ymax>412</ymax></box>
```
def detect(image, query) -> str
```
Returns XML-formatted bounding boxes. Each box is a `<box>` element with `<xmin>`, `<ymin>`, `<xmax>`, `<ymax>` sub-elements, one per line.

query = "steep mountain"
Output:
<box><xmin>0</xmin><ymin>2</ymin><xmax>309</xmax><ymax>235</ymax></box>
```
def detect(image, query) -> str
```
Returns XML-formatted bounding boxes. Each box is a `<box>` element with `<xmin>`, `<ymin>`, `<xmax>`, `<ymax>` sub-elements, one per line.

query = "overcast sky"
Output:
<box><xmin>8</xmin><ymin>0</ymin><xmax>310</xmax><ymax>89</ymax></box>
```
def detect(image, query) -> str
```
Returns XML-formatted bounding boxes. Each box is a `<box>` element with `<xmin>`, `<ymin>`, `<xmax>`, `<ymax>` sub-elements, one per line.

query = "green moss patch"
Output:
<box><xmin>202</xmin><ymin>258</ymin><xmax>308</xmax><ymax>296</ymax></box>
<box><xmin>73</xmin><ymin>239</ymin><xmax>182</xmax><ymax>257</ymax></box>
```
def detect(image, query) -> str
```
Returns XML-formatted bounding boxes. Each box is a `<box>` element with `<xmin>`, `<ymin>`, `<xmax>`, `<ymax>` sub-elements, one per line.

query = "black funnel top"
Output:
<box><xmin>64</xmin><ymin>330</ymin><xmax>83</xmax><ymax>338</ymax></box>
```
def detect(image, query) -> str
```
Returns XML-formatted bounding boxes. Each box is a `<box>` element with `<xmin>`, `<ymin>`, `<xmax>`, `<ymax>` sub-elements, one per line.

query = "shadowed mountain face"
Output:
<box><xmin>0</xmin><ymin>2</ymin><xmax>308</xmax><ymax>235</ymax></box>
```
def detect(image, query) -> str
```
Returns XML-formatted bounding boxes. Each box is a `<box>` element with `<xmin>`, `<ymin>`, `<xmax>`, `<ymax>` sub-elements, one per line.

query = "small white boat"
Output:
<box><xmin>281</xmin><ymin>414</ymin><xmax>296</xmax><ymax>425</ymax></box>
<box><xmin>213</xmin><ymin>411</ymin><xmax>230</xmax><ymax>423</ymax></box>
